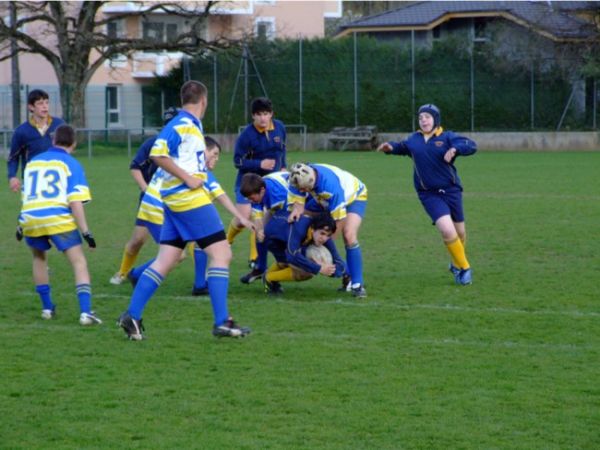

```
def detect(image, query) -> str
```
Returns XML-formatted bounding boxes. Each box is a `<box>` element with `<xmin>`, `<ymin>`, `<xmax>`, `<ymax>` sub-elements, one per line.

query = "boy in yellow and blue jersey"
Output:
<box><xmin>228</xmin><ymin>97</ymin><xmax>287</xmax><ymax>284</ymax></box>
<box><xmin>239</xmin><ymin>170</ymin><xmax>290</xmax><ymax>275</ymax></box>
<box><xmin>118</xmin><ymin>81</ymin><xmax>253</xmax><ymax>340</ymax></box>
<box><xmin>377</xmin><ymin>104</ymin><xmax>477</xmax><ymax>285</ymax></box>
<box><xmin>19</xmin><ymin>124</ymin><xmax>101</xmax><ymax>326</ymax></box>
<box><xmin>288</xmin><ymin>163</ymin><xmax>368</xmax><ymax>297</ymax></box>
<box><xmin>127</xmin><ymin>137</ymin><xmax>239</xmax><ymax>297</ymax></box>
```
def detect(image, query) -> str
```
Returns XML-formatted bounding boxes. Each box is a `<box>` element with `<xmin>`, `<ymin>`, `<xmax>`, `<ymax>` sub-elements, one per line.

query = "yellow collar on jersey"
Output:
<box><xmin>418</xmin><ymin>126</ymin><xmax>443</xmax><ymax>139</ymax></box>
<box><xmin>29</xmin><ymin>116</ymin><xmax>52</xmax><ymax>134</ymax></box>
<box><xmin>254</xmin><ymin>121</ymin><xmax>275</xmax><ymax>134</ymax></box>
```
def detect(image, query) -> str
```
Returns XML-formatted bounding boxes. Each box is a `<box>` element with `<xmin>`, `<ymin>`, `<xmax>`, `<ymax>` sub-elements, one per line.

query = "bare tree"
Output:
<box><xmin>0</xmin><ymin>1</ymin><xmax>236</xmax><ymax>127</ymax></box>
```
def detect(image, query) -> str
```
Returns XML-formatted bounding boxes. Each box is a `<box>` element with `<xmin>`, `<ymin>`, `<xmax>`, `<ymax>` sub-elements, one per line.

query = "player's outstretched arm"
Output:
<box><xmin>152</xmin><ymin>156</ymin><xmax>203</xmax><ymax>189</ymax></box>
<box><xmin>376</xmin><ymin>142</ymin><xmax>393</xmax><ymax>153</ymax></box>
<box><xmin>215</xmin><ymin>193</ymin><xmax>255</xmax><ymax>231</ymax></box>
<box><xmin>130</xmin><ymin>168</ymin><xmax>148</xmax><ymax>192</ymax></box>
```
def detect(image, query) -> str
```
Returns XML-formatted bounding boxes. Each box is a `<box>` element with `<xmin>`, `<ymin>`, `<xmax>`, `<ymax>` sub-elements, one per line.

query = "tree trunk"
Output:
<box><xmin>59</xmin><ymin>79</ymin><xmax>87</xmax><ymax>128</ymax></box>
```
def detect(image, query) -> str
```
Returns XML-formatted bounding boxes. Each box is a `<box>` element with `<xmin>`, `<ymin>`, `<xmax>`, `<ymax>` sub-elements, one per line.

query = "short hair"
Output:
<box><xmin>27</xmin><ymin>89</ymin><xmax>49</xmax><ymax>106</ymax></box>
<box><xmin>240</xmin><ymin>173</ymin><xmax>265</xmax><ymax>197</ymax></box>
<box><xmin>180</xmin><ymin>80</ymin><xmax>207</xmax><ymax>106</ymax></box>
<box><xmin>53</xmin><ymin>124</ymin><xmax>76</xmax><ymax>147</ymax></box>
<box><xmin>251</xmin><ymin>97</ymin><xmax>273</xmax><ymax>115</ymax></box>
<box><xmin>312</xmin><ymin>213</ymin><xmax>337</xmax><ymax>234</ymax></box>
<box><xmin>204</xmin><ymin>136</ymin><xmax>221</xmax><ymax>152</ymax></box>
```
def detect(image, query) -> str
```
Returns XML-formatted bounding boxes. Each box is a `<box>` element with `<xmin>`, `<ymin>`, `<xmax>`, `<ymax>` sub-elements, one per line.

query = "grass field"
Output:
<box><xmin>1</xmin><ymin>149</ymin><xmax>599</xmax><ymax>449</ymax></box>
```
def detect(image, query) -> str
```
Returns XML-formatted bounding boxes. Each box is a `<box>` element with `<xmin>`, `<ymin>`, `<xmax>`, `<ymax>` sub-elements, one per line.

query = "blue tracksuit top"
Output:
<box><xmin>7</xmin><ymin>116</ymin><xmax>65</xmax><ymax>179</ymax></box>
<box><xmin>129</xmin><ymin>136</ymin><xmax>159</xmax><ymax>184</ymax></box>
<box><xmin>388</xmin><ymin>128</ymin><xmax>477</xmax><ymax>192</ymax></box>
<box><xmin>234</xmin><ymin>119</ymin><xmax>287</xmax><ymax>182</ymax></box>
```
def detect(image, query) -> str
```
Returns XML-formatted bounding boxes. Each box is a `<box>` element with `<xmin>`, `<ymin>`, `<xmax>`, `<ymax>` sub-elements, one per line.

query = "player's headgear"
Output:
<box><xmin>289</xmin><ymin>162</ymin><xmax>315</xmax><ymax>190</ymax></box>
<box><xmin>163</xmin><ymin>106</ymin><xmax>179</xmax><ymax>125</ymax></box>
<box><xmin>417</xmin><ymin>104</ymin><xmax>441</xmax><ymax>129</ymax></box>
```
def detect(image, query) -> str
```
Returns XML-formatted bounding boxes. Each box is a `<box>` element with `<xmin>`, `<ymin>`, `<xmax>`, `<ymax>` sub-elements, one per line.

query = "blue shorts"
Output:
<box><xmin>25</xmin><ymin>229</ymin><xmax>82</xmax><ymax>252</ymax></box>
<box><xmin>160</xmin><ymin>204</ymin><xmax>224</xmax><ymax>247</ymax></box>
<box><xmin>417</xmin><ymin>188</ymin><xmax>464</xmax><ymax>223</ymax></box>
<box><xmin>135</xmin><ymin>219</ymin><xmax>162</xmax><ymax>243</ymax></box>
<box><xmin>305</xmin><ymin>198</ymin><xmax>367</xmax><ymax>219</ymax></box>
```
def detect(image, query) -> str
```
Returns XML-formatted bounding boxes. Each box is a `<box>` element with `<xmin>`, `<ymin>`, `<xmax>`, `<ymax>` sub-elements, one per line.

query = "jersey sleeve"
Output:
<box><xmin>7</xmin><ymin>129</ymin><xmax>24</xmax><ymax>179</ymax></box>
<box><xmin>150</xmin><ymin>128</ymin><xmax>181</xmax><ymax>159</ymax></box>
<box><xmin>285</xmin><ymin>216</ymin><xmax>321</xmax><ymax>275</ymax></box>
<box><xmin>233</xmin><ymin>130</ymin><xmax>261</xmax><ymax>172</ymax></box>
<box><xmin>66</xmin><ymin>160</ymin><xmax>91</xmax><ymax>203</ymax></box>
<box><xmin>130</xmin><ymin>137</ymin><xmax>155</xmax><ymax>170</ymax></box>
<box><xmin>287</xmin><ymin>184</ymin><xmax>307</xmax><ymax>206</ymax></box>
<box><xmin>389</xmin><ymin>140</ymin><xmax>411</xmax><ymax>156</ymax></box>
<box><xmin>324</xmin><ymin>239</ymin><xmax>346</xmax><ymax>277</ymax></box>
<box><xmin>204</xmin><ymin>171</ymin><xmax>225</xmax><ymax>201</ymax></box>
<box><xmin>448</xmin><ymin>132</ymin><xmax>477</xmax><ymax>156</ymax></box>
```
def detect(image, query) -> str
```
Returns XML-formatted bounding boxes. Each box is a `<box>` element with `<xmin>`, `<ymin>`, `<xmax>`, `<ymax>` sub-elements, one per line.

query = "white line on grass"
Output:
<box><xmin>18</xmin><ymin>291</ymin><xmax>600</xmax><ymax>319</ymax></box>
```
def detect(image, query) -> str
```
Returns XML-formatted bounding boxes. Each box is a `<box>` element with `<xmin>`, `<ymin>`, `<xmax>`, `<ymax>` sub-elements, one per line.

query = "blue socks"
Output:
<box><xmin>127</xmin><ymin>267</ymin><xmax>163</xmax><ymax>320</ymax></box>
<box><xmin>193</xmin><ymin>248</ymin><xmax>208</xmax><ymax>289</ymax></box>
<box><xmin>129</xmin><ymin>258</ymin><xmax>155</xmax><ymax>285</ymax></box>
<box><xmin>255</xmin><ymin>240</ymin><xmax>268</xmax><ymax>272</ymax></box>
<box><xmin>207</xmin><ymin>267</ymin><xmax>229</xmax><ymax>326</ymax></box>
<box><xmin>76</xmin><ymin>284</ymin><xmax>92</xmax><ymax>313</ymax></box>
<box><xmin>345</xmin><ymin>242</ymin><xmax>364</xmax><ymax>287</ymax></box>
<box><xmin>36</xmin><ymin>284</ymin><xmax>54</xmax><ymax>311</ymax></box>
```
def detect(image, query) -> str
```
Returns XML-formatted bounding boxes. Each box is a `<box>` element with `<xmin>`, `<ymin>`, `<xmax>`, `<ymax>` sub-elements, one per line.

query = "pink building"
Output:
<box><xmin>0</xmin><ymin>1</ymin><xmax>341</xmax><ymax>129</ymax></box>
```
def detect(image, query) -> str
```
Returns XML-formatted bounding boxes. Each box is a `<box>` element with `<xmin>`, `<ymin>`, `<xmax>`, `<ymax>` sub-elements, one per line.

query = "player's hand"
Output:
<box><xmin>444</xmin><ymin>147</ymin><xmax>457</xmax><ymax>163</ymax></box>
<box><xmin>260</xmin><ymin>159</ymin><xmax>276</xmax><ymax>170</ymax></box>
<box><xmin>185</xmin><ymin>176</ymin><xmax>204</xmax><ymax>190</ymax></box>
<box><xmin>239</xmin><ymin>217</ymin><xmax>255</xmax><ymax>232</ymax></box>
<box><xmin>319</xmin><ymin>263</ymin><xmax>336</xmax><ymax>276</ymax></box>
<box><xmin>82</xmin><ymin>231</ymin><xmax>97</xmax><ymax>249</ymax></box>
<box><xmin>376</xmin><ymin>142</ymin><xmax>393</xmax><ymax>153</ymax></box>
<box><xmin>9</xmin><ymin>177</ymin><xmax>21</xmax><ymax>192</ymax></box>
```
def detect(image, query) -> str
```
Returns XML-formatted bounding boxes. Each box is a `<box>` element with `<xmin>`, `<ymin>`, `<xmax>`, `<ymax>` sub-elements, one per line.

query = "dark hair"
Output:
<box><xmin>204</xmin><ymin>136</ymin><xmax>221</xmax><ymax>152</ymax></box>
<box><xmin>240</xmin><ymin>173</ymin><xmax>265</xmax><ymax>197</ymax></box>
<box><xmin>53</xmin><ymin>124</ymin><xmax>76</xmax><ymax>147</ymax></box>
<box><xmin>251</xmin><ymin>97</ymin><xmax>273</xmax><ymax>115</ymax></box>
<box><xmin>180</xmin><ymin>80</ymin><xmax>207</xmax><ymax>105</ymax></box>
<box><xmin>27</xmin><ymin>89</ymin><xmax>49</xmax><ymax>106</ymax></box>
<box><xmin>312</xmin><ymin>213</ymin><xmax>336</xmax><ymax>234</ymax></box>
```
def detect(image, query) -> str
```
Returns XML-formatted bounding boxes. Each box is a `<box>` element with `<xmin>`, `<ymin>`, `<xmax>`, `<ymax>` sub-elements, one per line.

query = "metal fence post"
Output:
<box><xmin>353</xmin><ymin>32</ymin><xmax>358</xmax><ymax>127</ymax></box>
<box><xmin>411</xmin><ymin>30</ymin><xmax>415</xmax><ymax>130</ymax></box>
<box><xmin>299</xmin><ymin>36</ymin><xmax>303</xmax><ymax>123</ymax></box>
<box><xmin>127</xmin><ymin>129</ymin><xmax>132</xmax><ymax>159</ymax></box>
<box><xmin>87</xmin><ymin>130</ymin><xmax>92</xmax><ymax>159</ymax></box>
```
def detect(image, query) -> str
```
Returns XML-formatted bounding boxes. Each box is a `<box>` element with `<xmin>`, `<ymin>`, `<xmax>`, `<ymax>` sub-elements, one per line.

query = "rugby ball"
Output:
<box><xmin>305</xmin><ymin>244</ymin><xmax>333</xmax><ymax>265</ymax></box>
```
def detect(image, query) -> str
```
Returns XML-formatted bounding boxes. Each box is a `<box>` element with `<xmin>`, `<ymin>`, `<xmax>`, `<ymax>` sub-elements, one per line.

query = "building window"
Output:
<box><xmin>106</xmin><ymin>86</ymin><xmax>121</xmax><ymax>126</ymax></box>
<box><xmin>255</xmin><ymin>17</ymin><xmax>275</xmax><ymax>40</ymax></box>
<box><xmin>143</xmin><ymin>21</ymin><xmax>179</xmax><ymax>43</ymax></box>
<box><xmin>432</xmin><ymin>26</ymin><xmax>441</xmax><ymax>40</ymax></box>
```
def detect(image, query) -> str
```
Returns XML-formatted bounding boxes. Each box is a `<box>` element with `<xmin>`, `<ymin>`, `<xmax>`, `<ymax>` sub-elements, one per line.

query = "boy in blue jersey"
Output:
<box><xmin>227</xmin><ymin>97</ymin><xmax>287</xmax><ymax>284</ymax></box>
<box><xmin>260</xmin><ymin>212</ymin><xmax>345</xmax><ymax>295</ymax></box>
<box><xmin>377</xmin><ymin>104</ymin><xmax>477</xmax><ymax>285</ymax></box>
<box><xmin>239</xmin><ymin>171</ymin><xmax>290</xmax><ymax>274</ymax></box>
<box><xmin>109</xmin><ymin>107</ymin><xmax>179</xmax><ymax>285</ymax></box>
<box><xmin>288</xmin><ymin>163</ymin><xmax>368</xmax><ymax>298</ymax></box>
<box><xmin>19</xmin><ymin>124</ymin><xmax>101</xmax><ymax>325</ymax></box>
<box><xmin>118</xmin><ymin>81</ymin><xmax>253</xmax><ymax>340</ymax></box>
<box><xmin>8</xmin><ymin>89</ymin><xmax>64</xmax><ymax>240</ymax></box>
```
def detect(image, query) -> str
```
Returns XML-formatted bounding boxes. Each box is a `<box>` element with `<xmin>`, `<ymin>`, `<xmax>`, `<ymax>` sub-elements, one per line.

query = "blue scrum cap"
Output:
<box><xmin>417</xmin><ymin>104</ymin><xmax>441</xmax><ymax>129</ymax></box>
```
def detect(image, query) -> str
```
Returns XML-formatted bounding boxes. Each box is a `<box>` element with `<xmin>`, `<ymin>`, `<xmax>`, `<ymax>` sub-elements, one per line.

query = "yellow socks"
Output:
<box><xmin>249</xmin><ymin>231</ymin><xmax>258</xmax><ymax>262</ymax></box>
<box><xmin>118</xmin><ymin>247</ymin><xmax>139</xmax><ymax>276</ymax></box>
<box><xmin>445</xmin><ymin>237</ymin><xmax>470</xmax><ymax>270</ymax></box>
<box><xmin>266</xmin><ymin>265</ymin><xmax>295</xmax><ymax>283</ymax></box>
<box><xmin>226</xmin><ymin>220</ymin><xmax>244</xmax><ymax>244</ymax></box>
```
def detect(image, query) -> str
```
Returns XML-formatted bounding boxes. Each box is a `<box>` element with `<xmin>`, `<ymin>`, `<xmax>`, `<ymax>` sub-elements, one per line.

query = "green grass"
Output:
<box><xmin>1</xmin><ymin>150</ymin><xmax>599</xmax><ymax>449</ymax></box>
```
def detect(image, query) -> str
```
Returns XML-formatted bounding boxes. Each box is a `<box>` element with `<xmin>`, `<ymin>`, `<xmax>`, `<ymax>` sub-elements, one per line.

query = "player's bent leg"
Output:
<box><xmin>111</xmin><ymin>226</ymin><xmax>150</xmax><ymax>285</ymax></box>
<box><xmin>437</xmin><ymin>216</ymin><xmax>471</xmax><ymax>285</ymax></box>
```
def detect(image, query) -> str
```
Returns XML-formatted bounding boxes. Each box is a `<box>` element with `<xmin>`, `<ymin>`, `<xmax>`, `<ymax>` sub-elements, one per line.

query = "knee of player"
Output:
<box><xmin>292</xmin><ymin>267</ymin><xmax>313</xmax><ymax>281</ymax></box>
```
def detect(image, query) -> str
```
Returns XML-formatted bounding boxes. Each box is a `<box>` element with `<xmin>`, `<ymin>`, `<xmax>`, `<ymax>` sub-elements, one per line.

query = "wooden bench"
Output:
<box><xmin>327</xmin><ymin>126</ymin><xmax>378</xmax><ymax>150</ymax></box>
